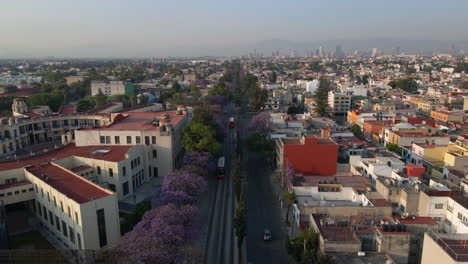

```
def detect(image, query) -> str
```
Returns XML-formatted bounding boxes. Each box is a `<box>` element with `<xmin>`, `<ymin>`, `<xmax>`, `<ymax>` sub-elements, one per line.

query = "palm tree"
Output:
<box><xmin>281</xmin><ymin>192</ymin><xmax>296</xmax><ymax>224</ymax></box>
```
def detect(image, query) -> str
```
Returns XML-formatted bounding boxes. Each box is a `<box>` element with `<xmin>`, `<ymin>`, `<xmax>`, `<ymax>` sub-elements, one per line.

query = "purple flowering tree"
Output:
<box><xmin>248</xmin><ymin>112</ymin><xmax>271</xmax><ymax>136</ymax></box>
<box><xmin>160</xmin><ymin>170</ymin><xmax>207</xmax><ymax>205</ymax></box>
<box><xmin>116</xmin><ymin>203</ymin><xmax>199</xmax><ymax>264</ymax></box>
<box><xmin>163</xmin><ymin>170</ymin><xmax>207</xmax><ymax>196</ymax></box>
<box><xmin>285</xmin><ymin>163</ymin><xmax>295</xmax><ymax>186</ymax></box>
<box><xmin>182</xmin><ymin>151</ymin><xmax>213</xmax><ymax>170</ymax></box>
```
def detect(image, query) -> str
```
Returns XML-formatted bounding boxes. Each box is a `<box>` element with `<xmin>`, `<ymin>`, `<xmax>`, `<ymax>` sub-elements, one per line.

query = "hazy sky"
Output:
<box><xmin>1</xmin><ymin>0</ymin><xmax>468</xmax><ymax>57</ymax></box>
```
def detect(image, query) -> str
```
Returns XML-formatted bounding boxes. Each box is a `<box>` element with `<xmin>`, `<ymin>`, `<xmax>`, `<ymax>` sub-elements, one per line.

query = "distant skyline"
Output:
<box><xmin>1</xmin><ymin>0</ymin><xmax>468</xmax><ymax>58</ymax></box>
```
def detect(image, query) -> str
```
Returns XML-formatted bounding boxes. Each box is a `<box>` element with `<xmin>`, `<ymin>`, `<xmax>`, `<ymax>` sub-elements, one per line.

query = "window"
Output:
<box><xmin>151</xmin><ymin>136</ymin><xmax>156</xmax><ymax>144</ymax></box>
<box><xmin>21</xmin><ymin>189</ymin><xmax>27</xmax><ymax>193</ymax></box>
<box><xmin>97</xmin><ymin>209</ymin><xmax>107</xmax><ymax>247</ymax></box>
<box><xmin>114</xmin><ymin>136</ymin><xmax>120</xmax><ymax>144</ymax></box>
<box><xmin>47</xmin><ymin>192</ymin><xmax>50</xmax><ymax>202</ymax></box>
<box><xmin>69</xmin><ymin>226</ymin><xmax>75</xmax><ymax>244</ymax></box>
<box><xmin>97</xmin><ymin>166</ymin><xmax>101</xmax><ymax>175</ymax></box>
<box><xmin>41</xmin><ymin>188</ymin><xmax>44</xmax><ymax>197</ymax></box>
<box><xmin>55</xmin><ymin>215</ymin><xmax>60</xmax><ymax>231</ymax></box>
<box><xmin>37</xmin><ymin>202</ymin><xmax>42</xmax><ymax>216</ymax></box>
<box><xmin>447</xmin><ymin>205</ymin><xmax>453</xmax><ymax>212</ymax></box>
<box><xmin>434</xmin><ymin>204</ymin><xmax>444</xmax><ymax>209</ymax></box>
<box><xmin>109</xmin><ymin>168</ymin><xmax>113</xmax><ymax>177</ymax></box>
<box><xmin>127</xmin><ymin>136</ymin><xmax>132</xmax><ymax>144</ymax></box>
<box><xmin>62</xmin><ymin>221</ymin><xmax>68</xmax><ymax>237</ymax></box>
<box><xmin>77</xmin><ymin>233</ymin><xmax>82</xmax><ymax>250</ymax></box>
<box><xmin>43</xmin><ymin>206</ymin><xmax>48</xmax><ymax>221</ymax></box>
<box><xmin>149</xmin><ymin>166</ymin><xmax>152</xmax><ymax>177</ymax></box>
<box><xmin>60</xmin><ymin>201</ymin><xmax>64</xmax><ymax>212</ymax></box>
<box><xmin>136</xmin><ymin>136</ymin><xmax>141</xmax><ymax>144</ymax></box>
<box><xmin>108</xmin><ymin>184</ymin><xmax>116</xmax><ymax>192</ymax></box>
<box><xmin>49</xmin><ymin>211</ymin><xmax>54</xmax><ymax>226</ymax></box>
<box><xmin>458</xmin><ymin>213</ymin><xmax>464</xmax><ymax>220</ymax></box>
<box><xmin>100</xmin><ymin>136</ymin><xmax>105</xmax><ymax>144</ymax></box>
<box><xmin>75</xmin><ymin>212</ymin><xmax>80</xmax><ymax>225</ymax></box>
<box><xmin>122</xmin><ymin>166</ymin><xmax>126</xmax><ymax>176</ymax></box>
<box><xmin>153</xmin><ymin>149</ymin><xmax>157</xmax><ymax>158</ymax></box>
<box><xmin>53</xmin><ymin>196</ymin><xmax>57</xmax><ymax>207</ymax></box>
<box><xmin>145</xmin><ymin>136</ymin><xmax>150</xmax><ymax>145</ymax></box>
<box><xmin>123</xmin><ymin>182</ymin><xmax>129</xmax><ymax>195</ymax></box>
<box><xmin>67</xmin><ymin>206</ymin><xmax>71</xmax><ymax>217</ymax></box>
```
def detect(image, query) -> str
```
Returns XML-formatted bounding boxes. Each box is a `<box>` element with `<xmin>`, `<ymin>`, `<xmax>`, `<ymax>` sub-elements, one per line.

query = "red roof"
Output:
<box><xmin>26</xmin><ymin>163</ymin><xmax>110</xmax><ymax>204</ymax></box>
<box><xmin>0</xmin><ymin>180</ymin><xmax>32</xmax><ymax>190</ymax></box>
<box><xmin>398</xmin><ymin>216</ymin><xmax>438</xmax><ymax>225</ymax></box>
<box><xmin>78</xmin><ymin>111</ymin><xmax>186</xmax><ymax>132</ymax></box>
<box><xmin>0</xmin><ymin>143</ymin><xmax>132</xmax><ymax>171</ymax></box>
<box><xmin>59</xmin><ymin>105</ymin><xmax>75</xmax><ymax>114</ymax></box>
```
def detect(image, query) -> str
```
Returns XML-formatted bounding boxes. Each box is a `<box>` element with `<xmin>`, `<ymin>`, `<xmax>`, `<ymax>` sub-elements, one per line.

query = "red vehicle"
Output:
<box><xmin>228</xmin><ymin>117</ymin><xmax>235</xmax><ymax>128</ymax></box>
<box><xmin>217</xmin><ymin>157</ymin><xmax>225</xmax><ymax>179</ymax></box>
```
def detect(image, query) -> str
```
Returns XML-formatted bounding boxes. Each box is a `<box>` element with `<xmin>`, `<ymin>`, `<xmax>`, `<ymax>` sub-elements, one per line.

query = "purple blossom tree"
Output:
<box><xmin>285</xmin><ymin>163</ymin><xmax>295</xmax><ymax>185</ymax></box>
<box><xmin>182</xmin><ymin>151</ymin><xmax>213</xmax><ymax>170</ymax></box>
<box><xmin>248</xmin><ymin>112</ymin><xmax>271</xmax><ymax>136</ymax></box>
<box><xmin>116</xmin><ymin>204</ymin><xmax>200</xmax><ymax>264</ymax></box>
<box><xmin>163</xmin><ymin>170</ymin><xmax>207</xmax><ymax>196</ymax></box>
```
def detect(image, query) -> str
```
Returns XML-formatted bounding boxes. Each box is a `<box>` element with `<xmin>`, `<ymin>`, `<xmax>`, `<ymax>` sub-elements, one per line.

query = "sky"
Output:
<box><xmin>1</xmin><ymin>0</ymin><xmax>468</xmax><ymax>57</ymax></box>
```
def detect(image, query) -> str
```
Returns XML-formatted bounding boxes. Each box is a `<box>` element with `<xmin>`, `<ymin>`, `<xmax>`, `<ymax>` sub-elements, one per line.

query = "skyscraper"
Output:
<box><xmin>318</xmin><ymin>46</ymin><xmax>324</xmax><ymax>58</ymax></box>
<box><xmin>335</xmin><ymin>45</ymin><xmax>345</xmax><ymax>57</ymax></box>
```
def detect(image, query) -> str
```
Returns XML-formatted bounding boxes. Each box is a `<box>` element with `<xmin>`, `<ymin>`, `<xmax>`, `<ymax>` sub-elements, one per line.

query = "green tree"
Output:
<box><xmin>386</xmin><ymin>143</ymin><xmax>402</xmax><ymax>154</ymax></box>
<box><xmin>182</xmin><ymin>122</ymin><xmax>221</xmax><ymax>155</ymax></box>
<box><xmin>388</xmin><ymin>78</ymin><xmax>418</xmax><ymax>93</ymax></box>
<box><xmin>27</xmin><ymin>92</ymin><xmax>64</xmax><ymax>112</ymax></box>
<box><xmin>94</xmin><ymin>90</ymin><xmax>107</xmax><ymax>107</ymax></box>
<box><xmin>172</xmin><ymin>80</ymin><xmax>182</xmax><ymax>92</ymax></box>
<box><xmin>120</xmin><ymin>201</ymin><xmax>151</xmax><ymax>235</ymax></box>
<box><xmin>269</xmin><ymin>71</ymin><xmax>277</xmax><ymax>83</ymax></box>
<box><xmin>76</xmin><ymin>98</ymin><xmax>95</xmax><ymax>112</ymax></box>
<box><xmin>313</xmin><ymin>78</ymin><xmax>330</xmax><ymax>116</ymax></box>
<box><xmin>233</xmin><ymin>164</ymin><xmax>244</xmax><ymax>200</ymax></box>
<box><xmin>208</xmin><ymin>86</ymin><xmax>229</xmax><ymax>97</ymax></box>
<box><xmin>234</xmin><ymin>194</ymin><xmax>246</xmax><ymax>264</ymax></box>
<box><xmin>461</xmin><ymin>81</ymin><xmax>468</xmax><ymax>90</ymax></box>
<box><xmin>281</xmin><ymin>192</ymin><xmax>296</xmax><ymax>225</ymax></box>
<box><xmin>351</xmin><ymin>124</ymin><xmax>363</xmax><ymax>138</ymax></box>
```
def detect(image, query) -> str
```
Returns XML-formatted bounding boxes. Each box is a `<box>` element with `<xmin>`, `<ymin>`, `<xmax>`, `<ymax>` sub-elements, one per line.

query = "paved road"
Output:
<box><xmin>204</xmin><ymin>102</ymin><xmax>236</xmax><ymax>264</ymax></box>
<box><xmin>239</xmin><ymin>98</ymin><xmax>292</xmax><ymax>264</ymax></box>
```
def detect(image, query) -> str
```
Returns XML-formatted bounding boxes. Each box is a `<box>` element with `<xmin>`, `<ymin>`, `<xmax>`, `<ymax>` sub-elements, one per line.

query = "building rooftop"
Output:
<box><xmin>428</xmin><ymin>231</ymin><xmax>468</xmax><ymax>262</ymax></box>
<box><xmin>78</xmin><ymin>111</ymin><xmax>186</xmax><ymax>132</ymax></box>
<box><xmin>26</xmin><ymin>163</ymin><xmax>111</xmax><ymax>204</ymax></box>
<box><xmin>58</xmin><ymin>105</ymin><xmax>75</xmax><ymax>115</ymax></box>
<box><xmin>397</xmin><ymin>216</ymin><xmax>438</xmax><ymax>225</ymax></box>
<box><xmin>0</xmin><ymin>180</ymin><xmax>32</xmax><ymax>190</ymax></box>
<box><xmin>0</xmin><ymin>143</ymin><xmax>133</xmax><ymax>171</ymax></box>
<box><xmin>295</xmin><ymin>175</ymin><xmax>370</xmax><ymax>192</ymax></box>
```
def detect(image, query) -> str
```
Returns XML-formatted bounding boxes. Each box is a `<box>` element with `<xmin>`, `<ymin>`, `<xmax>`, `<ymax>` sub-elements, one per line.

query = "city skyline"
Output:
<box><xmin>1</xmin><ymin>0</ymin><xmax>468</xmax><ymax>57</ymax></box>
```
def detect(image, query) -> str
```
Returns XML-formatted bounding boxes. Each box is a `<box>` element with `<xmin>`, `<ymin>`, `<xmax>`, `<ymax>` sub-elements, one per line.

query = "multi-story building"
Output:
<box><xmin>328</xmin><ymin>91</ymin><xmax>352</xmax><ymax>117</ymax></box>
<box><xmin>91</xmin><ymin>80</ymin><xmax>136</xmax><ymax>97</ymax></box>
<box><xmin>276</xmin><ymin>136</ymin><xmax>338</xmax><ymax>176</ymax></box>
<box><xmin>430</xmin><ymin>109</ymin><xmax>465</xmax><ymax>123</ymax></box>
<box><xmin>0</xmin><ymin>144</ymin><xmax>126</xmax><ymax>250</ymax></box>
<box><xmin>74</xmin><ymin>108</ymin><xmax>191</xmax><ymax>179</ymax></box>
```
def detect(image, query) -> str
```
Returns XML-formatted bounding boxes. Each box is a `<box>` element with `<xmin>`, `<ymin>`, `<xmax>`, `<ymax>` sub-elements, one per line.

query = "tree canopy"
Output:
<box><xmin>182</xmin><ymin>122</ymin><xmax>221</xmax><ymax>155</ymax></box>
<box><xmin>313</xmin><ymin>78</ymin><xmax>330</xmax><ymax>116</ymax></box>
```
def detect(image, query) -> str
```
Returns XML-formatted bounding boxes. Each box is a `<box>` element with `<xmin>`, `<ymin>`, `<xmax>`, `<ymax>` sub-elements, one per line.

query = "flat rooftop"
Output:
<box><xmin>26</xmin><ymin>163</ymin><xmax>111</xmax><ymax>204</ymax></box>
<box><xmin>78</xmin><ymin>111</ymin><xmax>186</xmax><ymax>132</ymax></box>
<box><xmin>0</xmin><ymin>143</ymin><xmax>133</xmax><ymax>171</ymax></box>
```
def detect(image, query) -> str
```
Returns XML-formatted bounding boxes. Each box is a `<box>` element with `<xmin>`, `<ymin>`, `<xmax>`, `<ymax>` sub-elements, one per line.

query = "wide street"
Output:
<box><xmin>239</xmin><ymin>98</ymin><xmax>292</xmax><ymax>264</ymax></box>
<box><xmin>203</xmin><ymin>101</ymin><xmax>236</xmax><ymax>264</ymax></box>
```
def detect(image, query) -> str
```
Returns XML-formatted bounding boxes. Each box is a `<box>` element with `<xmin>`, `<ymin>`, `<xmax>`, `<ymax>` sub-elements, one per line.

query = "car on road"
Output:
<box><xmin>263</xmin><ymin>229</ymin><xmax>271</xmax><ymax>241</ymax></box>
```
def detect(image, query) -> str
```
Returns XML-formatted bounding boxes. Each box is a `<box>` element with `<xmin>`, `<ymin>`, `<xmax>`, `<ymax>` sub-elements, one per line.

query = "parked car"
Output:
<box><xmin>263</xmin><ymin>228</ymin><xmax>271</xmax><ymax>241</ymax></box>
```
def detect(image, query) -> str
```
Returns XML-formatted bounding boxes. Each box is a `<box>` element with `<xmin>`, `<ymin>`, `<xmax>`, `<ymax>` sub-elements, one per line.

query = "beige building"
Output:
<box><xmin>75</xmin><ymin>108</ymin><xmax>192</xmax><ymax>180</ymax></box>
<box><xmin>0</xmin><ymin>145</ymin><xmax>124</xmax><ymax>250</ymax></box>
<box><xmin>421</xmin><ymin>231</ymin><xmax>468</xmax><ymax>264</ymax></box>
<box><xmin>91</xmin><ymin>80</ymin><xmax>125</xmax><ymax>96</ymax></box>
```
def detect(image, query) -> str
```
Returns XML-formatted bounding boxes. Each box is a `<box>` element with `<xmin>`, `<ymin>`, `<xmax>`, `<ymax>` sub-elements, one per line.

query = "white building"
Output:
<box><xmin>328</xmin><ymin>91</ymin><xmax>352</xmax><ymax>117</ymax></box>
<box><xmin>91</xmin><ymin>80</ymin><xmax>126</xmax><ymax>96</ymax></box>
